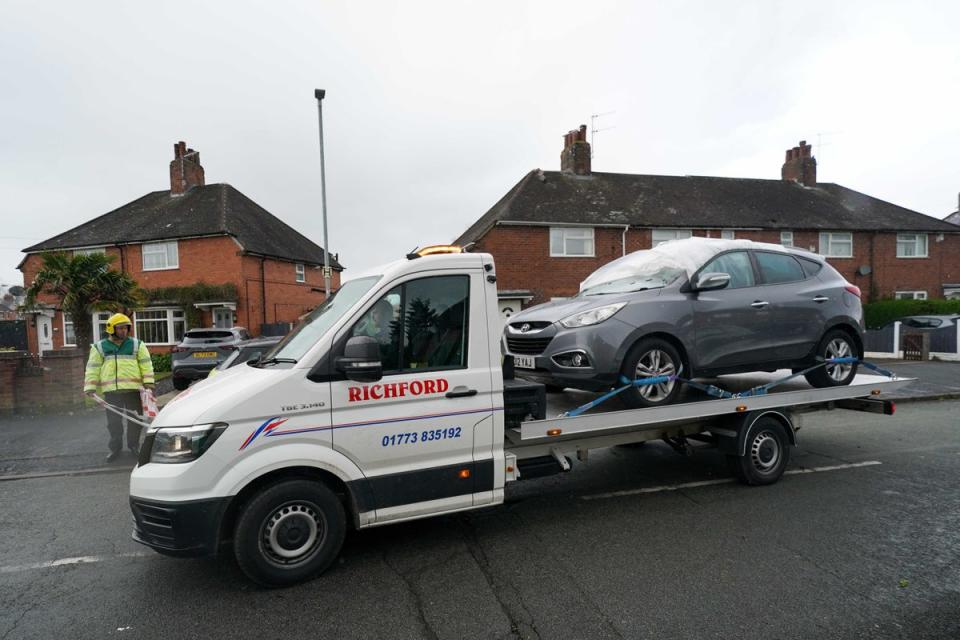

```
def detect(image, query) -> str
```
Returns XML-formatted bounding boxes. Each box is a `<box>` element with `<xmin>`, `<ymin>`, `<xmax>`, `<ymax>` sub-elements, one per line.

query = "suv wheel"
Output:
<box><xmin>804</xmin><ymin>329</ymin><xmax>859</xmax><ymax>388</ymax></box>
<box><xmin>173</xmin><ymin>377</ymin><xmax>190</xmax><ymax>391</ymax></box>
<box><xmin>619</xmin><ymin>338</ymin><xmax>684</xmax><ymax>409</ymax></box>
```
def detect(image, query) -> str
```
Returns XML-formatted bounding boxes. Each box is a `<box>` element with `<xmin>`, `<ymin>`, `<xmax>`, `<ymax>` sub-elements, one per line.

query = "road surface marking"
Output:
<box><xmin>0</xmin><ymin>552</ymin><xmax>151</xmax><ymax>574</ymax></box>
<box><xmin>581</xmin><ymin>460</ymin><xmax>882</xmax><ymax>500</ymax></box>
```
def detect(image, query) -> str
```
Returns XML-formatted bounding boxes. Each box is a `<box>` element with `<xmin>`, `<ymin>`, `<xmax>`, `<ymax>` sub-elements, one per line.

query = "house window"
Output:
<box><xmin>652</xmin><ymin>229</ymin><xmax>693</xmax><ymax>246</ymax></box>
<box><xmin>73</xmin><ymin>247</ymin><xmax>106</xmax><ymax>257</ymax></box>
<box><xmin>780</xmin><ymin>231</ymin><xmax>794</xmax><ymax>247</ymax></box>
<box><xmin>295</xmin><ymin>263</ymin><xmax>305</xmax><ymax>283</ymax></box>
<box><xmin>894</xmin><ymin>291</ymin><xmax>927</xmax><ymax>301</ymax></box>
<box><xmin>142</xmin><ymin>241</ymin><xmax>179</xmax><ymax>271</ymax></box>
<box><xmin>133</xmin><ymin>308</ymin><xmax>186</xmax><ymax>345</ymax></box>
<box><xmin>63</xmin><ymin>314</ymin><xmax>76</xmax><ymax>346</ymax></box>
<box><xmin>896</xmin><ymin>234</ymin><xmax>928</xmax><ymax>258</ymax></box>
<box><xmin>92</xmin><ymin>311</ymin><xmax>112</xmax><ymax>342</ymax></box>
<box><xmin>720</xmin><ymin>230</ymin><xmax>735</xmax><ymax>240</ymax></box>
<box><xmin>549</xmin><ymin>227</ymin><xmax>595</xmax><ymax>257</ymax></box>
<box><xmin>818</xmin><ymin>232</ymin><xmax>853</xmax><ymax>258</ymax></box>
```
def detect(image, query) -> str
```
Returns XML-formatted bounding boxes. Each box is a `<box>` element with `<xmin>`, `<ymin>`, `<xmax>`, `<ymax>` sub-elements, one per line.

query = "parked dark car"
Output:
<box><xmin>207</xmin><ymin>335</ymin><xmax>283</xmax><ymax>378</ymax></box>
<box><xmin>892</xmin><ymin>315</ymin><xmax>960</xmax><ymax>330</ymax></box>
<box><xmin>171</xmin><ymin>327</ymin><xmax>251</xmax><ymax>390</ymax></box>
<box><xmin>504</xmin><ymin>238</ymin><xmax>864</xmax><ymax>407</ymax></box>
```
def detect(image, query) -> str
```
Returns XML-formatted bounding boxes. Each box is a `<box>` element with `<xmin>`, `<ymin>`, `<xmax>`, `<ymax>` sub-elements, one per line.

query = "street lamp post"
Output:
<box><xmin>314</xmin><ymin>89</ymin><xmax>333</xmax><ymax>297</ymax></box>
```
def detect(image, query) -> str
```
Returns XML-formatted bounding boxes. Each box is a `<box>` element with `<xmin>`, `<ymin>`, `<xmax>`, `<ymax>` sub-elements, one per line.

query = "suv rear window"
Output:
<box><xmin>185</xmin><ymin>330</ymin><xmax>233</xmax><ymax>339</ymax></box>
<box><xmin>797</xmin><ymin>257</ymin><xmax>823</xmax><ymax>277</ymax></box>
<box><xmin>755</xmin><ymin>251</ymin><xmax>804</xmax><ymax>284</ymax></box>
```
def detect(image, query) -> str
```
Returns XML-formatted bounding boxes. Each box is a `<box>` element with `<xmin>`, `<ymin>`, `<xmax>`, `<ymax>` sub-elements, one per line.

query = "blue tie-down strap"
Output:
<box><xmin>559</xmin><ymin>374</ymin><xmax>677</xmax><ymax>418</ymax></box>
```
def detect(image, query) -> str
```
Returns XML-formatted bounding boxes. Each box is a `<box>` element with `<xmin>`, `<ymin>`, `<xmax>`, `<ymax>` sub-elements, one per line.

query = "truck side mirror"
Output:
<box><xmin>335</xmin><ymin>336</ymin><xmax>383</xmax><ymax>383</ymax></box>
<box><xmin>694</xmin><ymin>272</ymin><xmax>731</xmax><ymax>291</ymax></box>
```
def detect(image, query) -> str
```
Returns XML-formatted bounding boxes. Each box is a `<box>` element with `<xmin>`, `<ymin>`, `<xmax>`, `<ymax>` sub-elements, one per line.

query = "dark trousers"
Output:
<box><xmin>104</xmin><ymin>390</ymin><xmax>143</xmax><ymax>454</ymax></box>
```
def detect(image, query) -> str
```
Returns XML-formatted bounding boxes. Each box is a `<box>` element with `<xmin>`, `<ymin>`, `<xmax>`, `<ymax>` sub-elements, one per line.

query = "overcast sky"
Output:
<box><xmin>2</xmin><ymin>0</ymin><xmax>958</xmax><ymax>287</ymax></box>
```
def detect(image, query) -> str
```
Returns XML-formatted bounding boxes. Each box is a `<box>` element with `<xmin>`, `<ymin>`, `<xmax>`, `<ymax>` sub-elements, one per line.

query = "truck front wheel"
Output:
<box><xmin>234</xmin><ymin>479</ymin><xmax>346</xmax><ymax>587</ymax></box>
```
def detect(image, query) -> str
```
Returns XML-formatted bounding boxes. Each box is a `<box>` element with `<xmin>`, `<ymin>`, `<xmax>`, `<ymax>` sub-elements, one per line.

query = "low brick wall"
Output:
<box><xmin>0</xmin><ymin>349</ymin><xmax>86</xmax><ymax>414</ymax></box>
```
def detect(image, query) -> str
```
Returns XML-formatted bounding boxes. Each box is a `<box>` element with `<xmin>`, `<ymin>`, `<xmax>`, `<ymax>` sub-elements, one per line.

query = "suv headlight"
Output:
<box><xmin>560</xmin><ymin>303</ymin><xmax>626</xmax><ymax>328</ymax></box>
<box><xmin>149</xmin><ymin>423</ymin><xmax>228</xmax><ymax>464</ymax></box>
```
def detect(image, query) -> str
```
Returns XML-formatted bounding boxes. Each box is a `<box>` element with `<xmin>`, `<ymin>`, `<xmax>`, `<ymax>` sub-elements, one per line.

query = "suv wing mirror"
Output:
<box><xmin>335</xmin><ymin>336</ymin><xmax>383</xmax><ymax>383</ymax></box>
<box><xmin>694</xmin><ymin>272</ymin><xmax>731</xmax><ymax>291</ymax></box>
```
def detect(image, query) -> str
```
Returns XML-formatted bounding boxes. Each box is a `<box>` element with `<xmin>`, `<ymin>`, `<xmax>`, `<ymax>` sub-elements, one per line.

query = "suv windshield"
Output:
<box><xmin>579</xmin><ymin>267</ymin><xmax>684</xmax><ymax>296</ymax></box>
<box><xmin>266</xmin><ymin>276</ymin><xmax>381</xmax><ymax>362</ymax></box>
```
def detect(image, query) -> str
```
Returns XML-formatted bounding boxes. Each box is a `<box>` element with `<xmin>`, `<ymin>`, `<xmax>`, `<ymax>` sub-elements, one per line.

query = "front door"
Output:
<box><xmin>213</xmin><ymin>308</ymin><xmax>233</xmax><ymax>329</ymax></box>
<box><xmin>329</xmin><ymin>270</ymin><xmax>494</xmax><ymax>523</ymax></box>
<box><xmin>37</xmin><ymin>315</ymin><xmax>53</xmax><ymax>353</ymax></box>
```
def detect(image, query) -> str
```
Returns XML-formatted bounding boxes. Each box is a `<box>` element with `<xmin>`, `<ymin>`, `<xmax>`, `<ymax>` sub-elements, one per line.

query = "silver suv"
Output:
<box><xmin>171</xmin><ymin>327</ymin><xmax>251</xmax><ymax>390</ymax></box>
<box><xmin>504</xmin><ymin>238</ymin><xmax>864</xmax><ymax>407</ymax></box>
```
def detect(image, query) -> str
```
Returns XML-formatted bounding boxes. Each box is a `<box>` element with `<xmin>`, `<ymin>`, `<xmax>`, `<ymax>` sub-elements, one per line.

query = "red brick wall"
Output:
<box><xmin>20</xmin><ymin>236</ymin><xmax>342</xmax><ymax>353</ymax></box>
<box><xmin>474</xmin><ymin>225</ymin><xmax>960</xmax><ymax>307</ymax></box>
<box><xmin>3</xmin><ymin>349</ymin><xmax>86</xmax><ymax>414</ymax></box>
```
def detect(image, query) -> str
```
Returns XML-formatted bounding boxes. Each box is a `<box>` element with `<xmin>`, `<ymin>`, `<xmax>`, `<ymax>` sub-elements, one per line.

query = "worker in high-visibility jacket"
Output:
<box><xmin>84</xmin><ymin>313</ymin><xmax>155</xmax><ymax>462</ymax></box>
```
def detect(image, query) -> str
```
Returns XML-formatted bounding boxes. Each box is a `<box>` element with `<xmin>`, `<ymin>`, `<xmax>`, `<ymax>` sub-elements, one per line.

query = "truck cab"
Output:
<box><xmin>130</xmin><ymin>248</ymin><xmax>509</xmax><ymax>585</ymax></box>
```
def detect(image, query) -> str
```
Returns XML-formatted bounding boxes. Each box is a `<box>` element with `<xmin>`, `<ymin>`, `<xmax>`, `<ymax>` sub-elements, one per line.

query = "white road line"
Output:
<box><xmin>0</xmin><ymin>552</ymin><xmax>151</xmax><ymax>574</ymax></box>
<box><xmin>580</xmin><ymin>460</ymin><xmax>883</xmax><ymax>501</ymax></box>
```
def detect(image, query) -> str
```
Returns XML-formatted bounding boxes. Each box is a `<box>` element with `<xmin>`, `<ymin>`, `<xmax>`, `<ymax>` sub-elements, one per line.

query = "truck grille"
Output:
<box><xmin>506</xmin><ymin>336</ymin><xmax>553</xmax><ymax>355</ymax></box>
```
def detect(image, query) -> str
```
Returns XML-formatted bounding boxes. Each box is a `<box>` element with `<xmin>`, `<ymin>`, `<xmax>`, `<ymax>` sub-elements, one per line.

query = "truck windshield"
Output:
<box><xmin>266</xmin><ymin>276</ymin><xmax>381</xmax><ymax>362</ymax></box>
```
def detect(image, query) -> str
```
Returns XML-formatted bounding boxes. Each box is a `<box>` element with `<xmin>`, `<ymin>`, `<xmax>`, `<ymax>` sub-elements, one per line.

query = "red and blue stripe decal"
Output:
<box><xmin>239</xmin><ymin>416</ymin><xmax>289</xmax><ymax>451</ymax></box>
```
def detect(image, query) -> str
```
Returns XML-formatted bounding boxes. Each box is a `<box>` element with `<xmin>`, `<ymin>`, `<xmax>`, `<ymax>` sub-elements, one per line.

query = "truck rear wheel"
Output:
<box><xmin>234</xmin><ymin>479</ymin><xmax>346</xmax><ymax>587</ymax></box>
<box><xmin>727</xmin><ymin>416</ymin><xmax>791</xmax><ymax>486</ymax></box>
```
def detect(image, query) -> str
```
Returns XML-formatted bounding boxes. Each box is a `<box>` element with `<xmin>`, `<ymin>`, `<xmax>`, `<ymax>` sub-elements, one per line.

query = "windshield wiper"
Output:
<box><xmin>253</xmin><ymin>356</ymin><xmax>298</xmax><ymax>367</ymax></box>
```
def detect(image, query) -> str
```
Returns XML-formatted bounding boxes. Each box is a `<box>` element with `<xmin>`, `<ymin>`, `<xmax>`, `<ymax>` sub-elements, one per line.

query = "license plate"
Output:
<box><xmin>514</xmin><ymin>355</ymin><xmax>535</xmax><ymax>369</ymax></box>
<box><xmin>192</xmin><ymin>351</ymin><xmax>217</xmax><ymax>358</ymax></box>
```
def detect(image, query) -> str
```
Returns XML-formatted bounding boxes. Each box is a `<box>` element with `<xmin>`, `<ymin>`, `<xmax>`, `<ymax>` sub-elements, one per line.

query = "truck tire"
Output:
<box><xmin>233</xmin><ymin>479</ymin><xmax>346</xmax><ymax>587</ymax></box>
<box><xmin>619</xmin><ymin>337</ymin><xmax>684</xmax><ymax>409</ymax></box>
<box><xmin>727</xmin><ymin>416</ymin><xmax>791</xmax><ymax>486</ymax></box>
<box><xmin>804</xmin><ymin>329</ymin><xmax>859</xmax><ymax>388</ymax></box>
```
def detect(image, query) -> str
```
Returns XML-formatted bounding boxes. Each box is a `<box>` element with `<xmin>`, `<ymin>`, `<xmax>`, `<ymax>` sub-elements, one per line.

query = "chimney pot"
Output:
<box><xmin>560</xmin><ymin>124</ymin><xmax>592</xmax><ymax>176</ymax></box>
<box><xmin>169</xmin><ymin>140</ymin><xmax>205</xmax><ymax>195</ymax></box>
<box><xmin>781</xmin><ymin>139</ymin><xmax>817</xmax><ymax>187</ymax></box>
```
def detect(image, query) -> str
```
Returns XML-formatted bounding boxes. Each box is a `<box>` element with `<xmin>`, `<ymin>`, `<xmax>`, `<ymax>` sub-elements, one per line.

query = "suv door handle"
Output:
<box><xmin>750</xmin><ymin>300</ymin><xmax>770</xmax><ymax>308</ymax></box>
<box><xmin>445</xmin><ymin>386</ymin><xmax>477</xmax><ymax>398</ymax></box>
<box><xmin>812</xmin><ymin>296</ymin><xmax>830</xmax><ymax>303</ymax></box>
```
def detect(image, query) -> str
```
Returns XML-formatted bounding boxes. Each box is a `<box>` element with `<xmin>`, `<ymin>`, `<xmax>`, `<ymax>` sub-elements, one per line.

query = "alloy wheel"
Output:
<box><xmin>633</xmin><ymin>349</ymin><xmax>677</xmax><ymax>401</ymax></box>
<box><xmin>824</xmin><ymin>338</ymin><xmax>853</xmax><ymax>382</ymax></box>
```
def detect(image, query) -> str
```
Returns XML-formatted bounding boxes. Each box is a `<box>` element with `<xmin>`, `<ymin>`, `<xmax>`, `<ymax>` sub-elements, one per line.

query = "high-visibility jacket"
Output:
<box><xmin>84</xmin><ymin>337</ymin><xmax>155</xmax><ymax>394</ymax></box>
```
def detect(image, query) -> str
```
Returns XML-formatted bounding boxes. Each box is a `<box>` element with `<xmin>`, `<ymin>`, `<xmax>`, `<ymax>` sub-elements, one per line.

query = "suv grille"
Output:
<box><xmin>506</xmin><ymin>336</ymin><xmax>553</xmax><ymax>355</ymax></box>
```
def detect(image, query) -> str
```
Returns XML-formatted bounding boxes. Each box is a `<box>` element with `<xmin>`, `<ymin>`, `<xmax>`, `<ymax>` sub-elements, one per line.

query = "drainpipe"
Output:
<box><xmin>621</xmin><ymin>225</ymin><xmax>629</xmax><ymax>256</ymax></box>
<box><xmin>260</xmin><ymin>257</ymin><xmax>267</xmax><ymax>328</ymax></box>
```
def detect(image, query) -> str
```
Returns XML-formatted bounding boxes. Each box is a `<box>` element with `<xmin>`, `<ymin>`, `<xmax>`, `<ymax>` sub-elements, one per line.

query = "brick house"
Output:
<box><xmin>455</xmin><ymin>126</ymin><xmax>960</xmax><ymax>322</ymax></box>
<box><xmin>19</xmin><ymin>141</ymin><xmax>343</xmax><ymax>354</ymax></box>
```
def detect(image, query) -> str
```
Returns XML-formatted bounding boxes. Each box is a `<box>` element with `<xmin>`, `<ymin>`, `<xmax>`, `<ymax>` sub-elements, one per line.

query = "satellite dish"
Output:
<box><xmin>8</xmin><ymin>285</ymin><xmax>25</xmax><ymax>296</ymax></box>
<box><xmin>856</xmin><ymin>265</ymin><xmax>872</xmax><ymax>276</ymax></box>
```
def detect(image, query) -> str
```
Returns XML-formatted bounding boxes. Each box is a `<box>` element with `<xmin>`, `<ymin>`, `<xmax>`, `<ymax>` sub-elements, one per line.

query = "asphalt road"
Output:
<box><xmin>1</xmin><ymin>400</ymin><xmax>959</xmax><ymax>639</ymax></box>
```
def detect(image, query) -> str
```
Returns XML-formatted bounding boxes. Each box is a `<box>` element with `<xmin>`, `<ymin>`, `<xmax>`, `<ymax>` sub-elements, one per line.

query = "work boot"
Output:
<box><xmin>106</xmin><ymin>451</ymin><xmax>120</xmax><ymax>463</ymax></box>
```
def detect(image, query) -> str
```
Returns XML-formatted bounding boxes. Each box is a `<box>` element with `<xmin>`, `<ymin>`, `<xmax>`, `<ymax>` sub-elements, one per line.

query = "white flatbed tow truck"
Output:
<box><xmin>129</xmin><ymin>248</ymin><xmax>911</xmax><ymax>586</ymax></box>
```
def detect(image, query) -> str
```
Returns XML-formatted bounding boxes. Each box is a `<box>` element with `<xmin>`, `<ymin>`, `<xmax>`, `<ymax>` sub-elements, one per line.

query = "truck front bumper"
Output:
<box><xmin>130</xmin><ymin>496</ymin><xmax>230</xmax><ymax>557</ymax></box>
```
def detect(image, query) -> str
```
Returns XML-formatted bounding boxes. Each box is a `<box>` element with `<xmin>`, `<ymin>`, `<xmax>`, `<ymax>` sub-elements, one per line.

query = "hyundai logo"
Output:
<box><xmin>520</xmin><ymin>323</ymin><xmax>531</xmax><ymax>333</ymax></box>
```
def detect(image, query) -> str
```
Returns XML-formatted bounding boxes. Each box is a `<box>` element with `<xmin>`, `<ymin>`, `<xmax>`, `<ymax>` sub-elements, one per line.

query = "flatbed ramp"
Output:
<box><xmin>505</xmin><ymin>372</ymin><xmax>912</xmax><ymax>460</ymax></box>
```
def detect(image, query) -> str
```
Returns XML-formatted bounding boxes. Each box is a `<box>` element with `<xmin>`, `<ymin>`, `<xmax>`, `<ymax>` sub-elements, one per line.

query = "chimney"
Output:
<box><xmin>560</xmin><ymin>124</ymin><xmax>591</xmax><ymax>176</ymax></box>
<box><xmin>169</xmin><ymin>141</ymin><xmax>205</xmax><ymax>195</ymax></box>
<box><xmin>781</xmin><ymin>140</ymin><xmax>816</xmax><ymax>187</ymax></box>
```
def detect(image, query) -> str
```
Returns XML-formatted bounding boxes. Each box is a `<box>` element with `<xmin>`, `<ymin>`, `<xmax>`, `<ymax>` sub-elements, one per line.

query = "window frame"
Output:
<box><xmin>652</xmin><ymin>228</ymin><xmax>693</xmax><ymax>247</ymax></box>
<box><xmin>696</xmin><ymin>249</ymin><xmax>757</xmax><ymax>290</ymax></box>
<box><xmin>347</xmin><ymin>275</ymin><xmax>471</xmax><ymax>376</ymax></box>
<box><xmin>132</xmin><ymin>307</ymin><xmax>187</xmax><ymax>345</ymax></box>
<box><xmin>295</xmin><ymin>263</ymin><xmax>306</xmax><ymax>283</ymax></box>
<box><xmin>549</xmin><ymin>227</ymin><xmax>595</xmax><ymax>257</ymax></box>
<box><xmin>73</xmin><ymin>247</ymin><xmax>106</xmax><ymax>257</ymax></box>
<box><xmin>62</xmin><ymin>313</ymin><xmax>76</xmax><ymax>347</ymax></box>
<box><xmin>141</xmin><ymin>241</ymin><xmax>180</xmax><ymax>271</ymax></box>
<box><xmin>753</xmin><ymin>250</ymin><xmax>806</xmax><ymax>285</ymax></box>
<box><xmin>720</xmin><ymin>230</ymin><xmax>735</xmax><ymax>240</ymax></box>
<box><xmin>896</xmin><ymin>233</ymin><xmax>928</xmax><ymax>259</ymax></box>
<box><xmin>894</xmin><ymin>291</ymin><xmax>927</xmax><ymax>301</ymax></box>
<box><xmin>818</xmin><ymin>232</ymin><xmax>853</xmax><ymax>258</ymax></box>
<box><xmin>780</xmin><ymin>231</ymin><xmax>794</xmax><ymax>247</ymax></box>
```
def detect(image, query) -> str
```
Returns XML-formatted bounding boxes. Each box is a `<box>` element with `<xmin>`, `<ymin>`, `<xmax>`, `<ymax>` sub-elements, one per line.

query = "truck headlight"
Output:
<box><xmin>560</xmin><ymin>303</ymin><xmax>626</xmax><ymax>328</ymax></box>
<box><xmin>149</xmin><ymin>423</ymin><xmax>228</xmax><ymax>464</ymax></box>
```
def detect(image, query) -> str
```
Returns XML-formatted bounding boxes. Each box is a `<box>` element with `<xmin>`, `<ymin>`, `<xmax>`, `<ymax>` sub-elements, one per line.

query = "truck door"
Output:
<box><xmin>329</xmin><ymin>270</ymin><xmax>496</xmax><ymax>523</ymax></box>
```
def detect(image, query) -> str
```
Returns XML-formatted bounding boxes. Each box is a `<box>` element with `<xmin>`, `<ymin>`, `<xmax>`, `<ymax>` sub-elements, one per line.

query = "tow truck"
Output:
<box><xmin>129</xmin><ymin>247</ymin><xmax>910</xmax><ymax>586</ymax></box>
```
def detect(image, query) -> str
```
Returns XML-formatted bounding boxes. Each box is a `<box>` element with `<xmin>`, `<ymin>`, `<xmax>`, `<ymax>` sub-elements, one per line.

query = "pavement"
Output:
<box><xmin>1</xmin><ymin>359</ymin><xmax>959</xmax><ymax>480</ymax></box>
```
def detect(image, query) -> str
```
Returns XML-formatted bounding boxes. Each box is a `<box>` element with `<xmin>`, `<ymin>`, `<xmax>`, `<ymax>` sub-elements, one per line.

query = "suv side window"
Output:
<box><xmin>349</xmin><ymin>275</ymin><xmax>469</xmax><ymax>374</ymax></box>
<box><xmin>755</xmin><ymin>251</ymin><xmax>805</xmax><ymax>284</ymax></box>
<box><xmin>701</xmin><ymin>251</ymin><xmax>755</xmax><ymax>289</ymax></box>
<box><xmin>797</xmin><ymin>256</ymin><xmax>823</xmax><ymax>277</ymax></box>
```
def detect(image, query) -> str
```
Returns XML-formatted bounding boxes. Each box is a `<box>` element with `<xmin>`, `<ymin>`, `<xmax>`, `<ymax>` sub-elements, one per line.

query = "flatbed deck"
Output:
<box><xmin>505</xmin><ymin>371</ymin><xmax>912</xmax><ymax>460</ymax></box>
